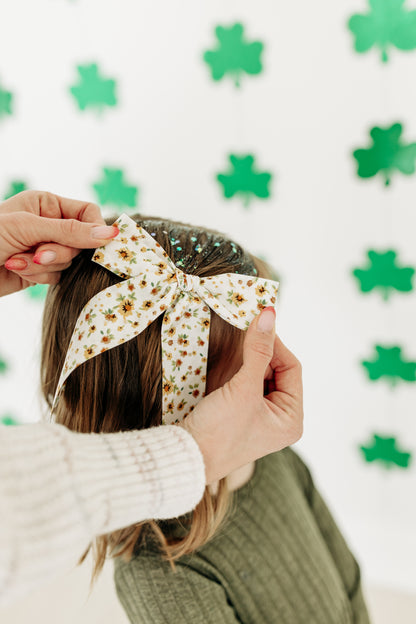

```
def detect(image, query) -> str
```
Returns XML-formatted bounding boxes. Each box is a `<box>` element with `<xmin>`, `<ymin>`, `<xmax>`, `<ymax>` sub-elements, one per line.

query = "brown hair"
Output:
<box><xmin>41</xmin><ymin>214</ymin><xmax>267</xmax><ymax>580</ymax></box>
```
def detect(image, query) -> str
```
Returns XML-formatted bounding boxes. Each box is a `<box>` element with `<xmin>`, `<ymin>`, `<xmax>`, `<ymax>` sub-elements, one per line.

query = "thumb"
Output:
<box><xmin>240</xmin><ymin>307</ymin><xmax>276</xmax><ymax>390</ymax></box>
<box><xmin>30</xmin><ymin>214</ymin><xmax>119</xmax><ymax>248</ymax></box>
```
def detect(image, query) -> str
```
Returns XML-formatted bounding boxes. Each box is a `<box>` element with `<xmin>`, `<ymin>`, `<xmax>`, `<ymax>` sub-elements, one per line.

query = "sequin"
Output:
<box><xmin>195</xmin><ymin>244</ymin><xmax>203</xmax><ymax>253</ymax></box>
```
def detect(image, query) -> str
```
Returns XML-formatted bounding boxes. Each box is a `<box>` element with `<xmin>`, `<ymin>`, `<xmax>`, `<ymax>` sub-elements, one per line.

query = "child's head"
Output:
<box><xmin>41</xmin><ymin>213</ymin><xmax>274</xmax><ymax>576</ymax></box>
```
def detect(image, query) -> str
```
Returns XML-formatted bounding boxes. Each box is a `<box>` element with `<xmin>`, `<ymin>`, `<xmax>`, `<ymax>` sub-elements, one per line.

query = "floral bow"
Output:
<box><xmin>53</xmin><ymin>214</ymin><xmax>279</xmax><ymax>424</ymax></box>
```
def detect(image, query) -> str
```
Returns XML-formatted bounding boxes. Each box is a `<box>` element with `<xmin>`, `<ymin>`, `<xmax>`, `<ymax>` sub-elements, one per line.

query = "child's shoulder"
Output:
<box><xmin>255</xmin><ymin>446</ymin><xmax>313</xmax><ymax>490</ymax></box>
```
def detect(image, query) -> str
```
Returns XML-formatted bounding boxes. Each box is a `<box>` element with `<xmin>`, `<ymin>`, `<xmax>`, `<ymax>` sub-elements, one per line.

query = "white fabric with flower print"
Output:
<box><xmin>52</xmin><ymin>214</ymin><xmax>279</xmax><ymax>424</ymax></box>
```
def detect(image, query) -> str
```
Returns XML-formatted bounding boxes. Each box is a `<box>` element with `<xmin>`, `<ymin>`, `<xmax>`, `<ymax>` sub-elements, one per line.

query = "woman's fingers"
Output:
<box><xmin>0</xmin><ymin>267</ymin><xmax>34</xmax><ymax>297</ymax></box>
<box><xmin>0</xmin><ymin>192</ymin><xmax>117</xmax><ymax>297</ymax></box>
<box><xmin>4</xmin><ymin>242</ymin><xmax>75</xmax><ymax>287</ymax></box>
<box><xmin>25</xmin><ymin>272</ymin><xmax>62</xmax><ymax>286</ymax></box>
<box><xmin>239</xmin><ymin>307</ymin><xmax>276</xmax><ymax>394</ymax></box>
<box><xmin>5</xmin><ymin>243</ymin><xmax>79</xmax><ymax>276</ymax></box>
<box><xmin>1</xmin><ymin>190</ymin><xmax>104</xmax><ymax>225</ymax></box>
<box><xmin>0</xmin><ymin>212</ymin><xmax>119</xmax><ymax>267</ymax></box>
<box><xmin>269</xmin><ymin>334</ymin><xmax>303</xmax><ymax>398</ymax></box>
<box><xmin>0</xmin><ymin>265</ymin><xmax>58</xmax><ymax>296</ymax></box>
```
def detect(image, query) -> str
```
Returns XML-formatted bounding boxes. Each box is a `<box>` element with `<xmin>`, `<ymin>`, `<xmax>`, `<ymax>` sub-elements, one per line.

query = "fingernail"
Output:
<box><xmin>91</xmin><ymin>225</ymin><xmax>119</xmax><ymax>240</ymax></box>
<box><xmin>257</xmin><ymin>306</ymin><xmax>276</xmax><ymax>333</ymax></box>
<box><xmin>5</xmin><ymin>258</ymin><xmax>27</xmax><ymax>271</ymax></box>
<box><xmin>33</xmin><ymin>251</ymin><xmax>57</xmax><ymax>265</ymax></box>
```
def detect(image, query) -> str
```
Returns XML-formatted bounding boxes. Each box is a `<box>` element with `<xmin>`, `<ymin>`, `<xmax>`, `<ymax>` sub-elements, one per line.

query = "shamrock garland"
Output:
<box><xmin>348</xmin><ymin>0</ymin><xmax>416</xmax><ymax>63</ymax></box>
<box><xmin>352</xmin><ymin>250</ymin><xmax>415</xmax><ymax>300</ymax></box>
<box><xmin>216</xmin><ymin>154</ymin><xmax>272</xmax><ymax>208</ymax></box>
<box><xmin>203</xmin><ymin>23</ymin><xmax>264</xmax><ymax>88</ymax></box>
<box><xmin>92</xmin><ymin>167</ymin><xmax>139</xmax><ymax>210</ymax></box>
<box><xmin>360</xmin><ymin>434</ymin><xmax>412</xmax><ymax>469</ymax></box>
<box><xmin>361</xmin><ymin>345</ymin><xmax>416</xmax><ymax>387</ymax></box>
<box><xmin>70</xmin><ymin>63</ymin><xmax>117</xmax><ymax>113</ymax></box>
<box><xmin>353</xmin><ymin>123</ymin><xmax>416</xmax><ymax>186</ymax></box>
<box><xmin>0</xmin><ymin>81</ymin><xmax>13</xmax><ymax>120</ymax></box>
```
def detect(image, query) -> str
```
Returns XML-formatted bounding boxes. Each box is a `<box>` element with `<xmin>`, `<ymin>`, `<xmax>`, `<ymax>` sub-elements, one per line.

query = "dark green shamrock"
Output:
<box><xmin>217</xmin><ymin>154</ymin><xmax>272</xmax><ymax>208</ymax></box>
<box><xmin>0</xmin><ymin>356</ymin><xmax>9</xmax><ymax>375</ymax></box>
<box><xmin>353</xmin><ymin>122</ymin><xmax>416</xmax><ymax>186</ymax></box>
<box><xmin>26</xmin><ymin>284</ymin><xmax>49</xmax><ymax>301</ymax></box>
<box><xmin>360</xmin><ymin>434</ymin><xmax>412</xmax><ymax>468</ymax></box>
<box><xmin>0</xmin><ymin>82</ymin><xmax>13</xmax><ymax>119</ymax></box>
<box><xmin>348</xmin><ymin>0</ymin><xmax>416</xmax><ymax>63</ymax></box>
<box><xmin>3</xmin><ymin>180</ymin><xmax>28</xmax><ymax>200</ymax></box>
<box><xmin>70</xmin><ymin>64</ymin><xmax>117</xmax><ymax>113</ymax></box>
<box><xmin>361</xmin><ymin>345</ymin><xmax>416</xmax><ymax>387</ymax></box>
<box><xmin>203</xmin><ymin>23</ymin><xmax>264</xmax><ymax>87</ymax></box>
<box><xmin>352</xmin><ymin>250</ymin><xmax>414</xmax><ymax>300</ymax></box>
<box><xmin>93</xmin><ymin>168</ymin><xmax>138</xmax><ymax>209</ymax></box>
<box><xmin>0</xmin><ymin>413</ymin><xmax>20</xmax><ymax>426</ymax></box>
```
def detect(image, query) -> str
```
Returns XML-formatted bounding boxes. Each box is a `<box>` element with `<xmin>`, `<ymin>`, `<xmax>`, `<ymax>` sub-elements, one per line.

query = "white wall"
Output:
<box><xmin>1</xmin><ymin>0</ymin><xmax>416</xmax><ymax>614</ymax></box>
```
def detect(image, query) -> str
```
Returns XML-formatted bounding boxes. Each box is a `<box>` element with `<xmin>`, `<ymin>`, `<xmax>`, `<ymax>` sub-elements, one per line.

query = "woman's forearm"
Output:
<box><xmin>0</xmin><ymin>422</ymin><xmax>205</xmax><ymax>607</ymax></box>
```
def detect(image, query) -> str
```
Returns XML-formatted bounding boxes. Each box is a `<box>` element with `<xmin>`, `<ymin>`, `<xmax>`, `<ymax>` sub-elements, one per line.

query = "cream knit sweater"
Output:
<box><xmin>0</xmin><ymin>422</ymin><xmax>205</xmax><ymax>607</ymax></box>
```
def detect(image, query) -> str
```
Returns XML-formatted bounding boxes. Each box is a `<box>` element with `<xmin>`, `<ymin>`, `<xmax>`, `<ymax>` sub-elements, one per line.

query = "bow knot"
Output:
<box><xmin>175</xmin><ymin>270</ymin><xmax>200</xmax><ymax>295</ymax></box>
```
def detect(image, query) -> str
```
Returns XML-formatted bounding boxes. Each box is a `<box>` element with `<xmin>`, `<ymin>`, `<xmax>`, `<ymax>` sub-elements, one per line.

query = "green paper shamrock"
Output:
<box><xmin>353</xmin><ymin>122</ymin><xmax>416</xmax><ymax>186</ymax></box>
<box><xmin>26</xmin><ymin>284</ymin><xmax>49</xmax><ymax>301</ymax></box>
<box><xmin>217</xmin><ymin>154</ymin><xmax>272</xmax><ymax>208</ymax></box>
<box><xmin>0</xmin><ymin>82</ymin><xmax>13</xmax><ymax>119</ymax></box>
<box><xmin>360</xmin><ymin>434</ymin><xmax>412</xmax><ymax>469</ymax></box>
<box><xmin>3</xmin><ymin>180</ymin><xmax>28</xmax><ymax>200</ymax></box>
<box><xmin>93</xmin><ymin>168</ymin><xmax>138</xmax><ymax>209</ymax></box>
<box><xmin>348</xmin><ymin>0</ymin><xmax>416</xmax><ymax>63</ymax></box>
<box><xmin>0</xmin><ymin>413</ymin><xmax>20</xmax><ymax>426</ymax></box>
<box><xmin>70</xmin><ymin>63</ymin><xmax>117</xmax><ymax>113</ymax></box>
<box><xmin>0</xmin><ymin>356</ymin><xmax>9</xmax><ymax>375</ymax></box>
<box><xmin>352</xmin><ymin>250</ymin><xmax>414</xmax><ymax>300</ymax></box>
<box><xmin>361</xmin><ymin>345</ymin><xmax>416</xmax><ymax>387</ymax></box>
<box><xmin>203</xmin><ymin>23</ymin><xmax>264</xmax><ymax>87</ymax></box>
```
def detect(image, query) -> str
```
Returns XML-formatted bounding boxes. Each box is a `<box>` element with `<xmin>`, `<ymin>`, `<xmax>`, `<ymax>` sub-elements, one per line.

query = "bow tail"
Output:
<box><xmin>52</xmin><ymin>279</ymin><xmax>176</xmax><ymax>412</ymax></box>
<box><xmin>161</xmin><ymin>293</ymin><xmax>211</xmax><ymax>425</ymax></box>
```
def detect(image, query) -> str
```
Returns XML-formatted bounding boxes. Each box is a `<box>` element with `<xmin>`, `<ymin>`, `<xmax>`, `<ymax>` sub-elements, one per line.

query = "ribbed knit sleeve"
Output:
<box><xmin>0</xmin><ymin>422</ymin><xmax>205</xmax><ymax>607</ymax></box>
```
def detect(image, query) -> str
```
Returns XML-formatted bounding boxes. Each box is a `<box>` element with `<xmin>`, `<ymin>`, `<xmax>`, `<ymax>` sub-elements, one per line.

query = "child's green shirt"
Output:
<box><xmin>115</xmin><ymin>448</ymin><xmax>371</xmax><ymax>624</ymax></box>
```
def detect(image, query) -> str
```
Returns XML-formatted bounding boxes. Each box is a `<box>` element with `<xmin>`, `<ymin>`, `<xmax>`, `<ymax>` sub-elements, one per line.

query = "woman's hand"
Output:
<box><xmin>0</xmin><ymin>190</ymin><xmax>119</xmax><ymax>297</ymax></box>
<box><xmin>181</xmin><ymin>307</ymin><xmax>304</xmax><ymax>484</ymax></box>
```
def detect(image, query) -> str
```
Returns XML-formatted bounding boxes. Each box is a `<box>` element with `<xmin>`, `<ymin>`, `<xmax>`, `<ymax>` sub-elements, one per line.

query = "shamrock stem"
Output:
<box><xmin>381</xmin><ymin>47</ymin><xmax>389</xmax><ymax>63</ymax></box>
<box><xmin>242</xmin><ymin>193</ymin><xmax>251</xmax><ymax>209</ymax></box>
<box><xmin>389</xmin><ymin>377</ymin><xmax>397</xmax><ymax>389</ymax></box>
